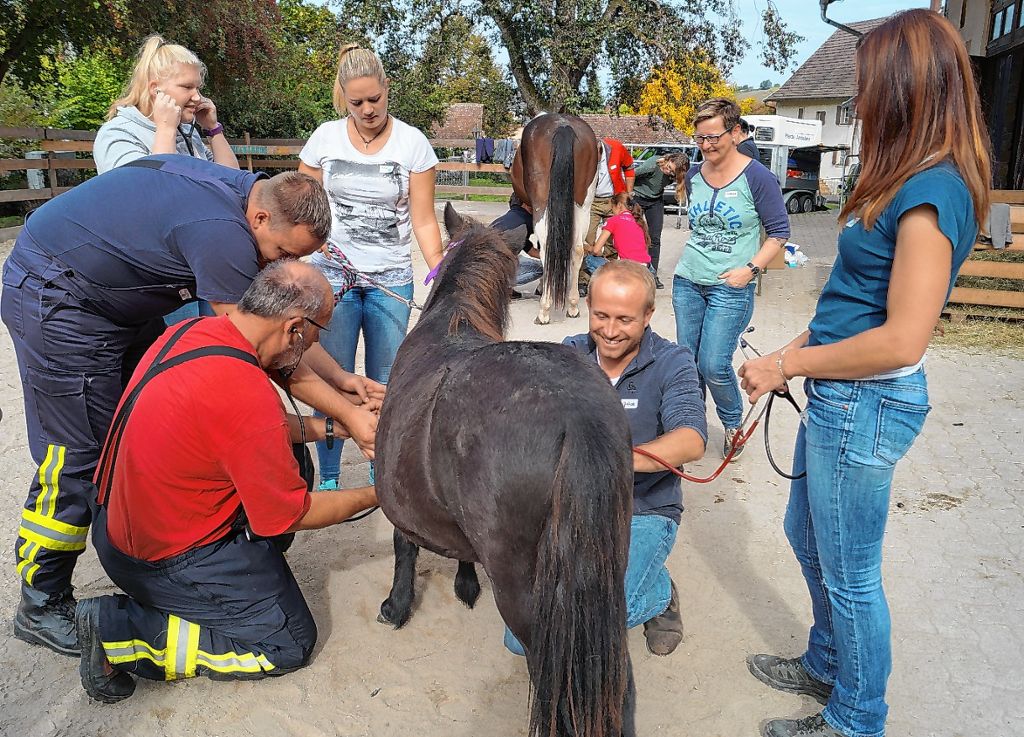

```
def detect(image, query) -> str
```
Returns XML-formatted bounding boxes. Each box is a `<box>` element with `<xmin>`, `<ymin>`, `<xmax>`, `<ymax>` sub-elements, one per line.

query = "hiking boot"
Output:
<box><xmin>76</xmin><ymin>598</ymin><xmax>136</xmax><ymax>703</ymax></box>
<box><xmin>654</xmin><ymin>275</ymin><xmax>664</xmax><ymax>289</ymax></box>
<box><xmin>643</xmin><ymin>580</ymin><xmax>683</xmax><ymax>655</ymax></box>
<box><xmin>724</xmin><ymin>427</ymin><xmax>745</xmax><ymax>461</ymax></box>
<box><xmin>14</xmin><ymin>583</ymin><xmax>80</xmax><ymax>656</ymax></box>
<box><xmin>761</xmin><ymin>713</ymin><xmax>846</xmax><ymax>737</ymax></box>
<box><xmin>747</xmin><ymin>654</ymin><xmax>834</xmax><ymax>705</ymax></box>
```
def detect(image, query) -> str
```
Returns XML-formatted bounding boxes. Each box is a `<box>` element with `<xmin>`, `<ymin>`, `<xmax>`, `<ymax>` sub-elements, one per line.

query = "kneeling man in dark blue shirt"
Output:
<box><xmin>565</xmin><ymin>260</ymin><xmax>707</xmax><ymax>655</ymax></box>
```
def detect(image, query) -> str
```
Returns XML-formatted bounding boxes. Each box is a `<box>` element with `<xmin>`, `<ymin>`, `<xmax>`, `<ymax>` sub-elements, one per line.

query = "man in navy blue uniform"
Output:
<box><xmin>565</xmin><ymin>260</ymin><xmax>707</xmax><ymax>655</ymax></box>
<box><xmin>1</xmin><ymin>155</ymin><xmax>383</xmax><ymax>657</ymax></box>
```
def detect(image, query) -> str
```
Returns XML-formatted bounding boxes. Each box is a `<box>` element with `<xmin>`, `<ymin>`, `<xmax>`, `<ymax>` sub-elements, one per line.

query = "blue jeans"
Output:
<box><xmin>314</xmin><ymin>283</ymin><xmax>413</xmax><ymax>483</ymax></box>
<box><xmin>672</xmin><ymin>276</ymin><xmax>755</xmax><ymax>428</ymax></box>
<box><xmin>515</xmin><ymin>254</ymin><xmax>543</xmax><ymax>286</ymax></box>
<box><xmin>164</xmin><ymin>299</ymin><xmax>215</xmax><ymax>326</ymax></box>
<box><xmin>786</xmin><ymin>372</ymin><xmax>930</xmax><ymax>737</ymax></box>
<box><xmin>503</xmin><ymin>513</ymin><xmax>678</xmax><ymax>655</ymax></box>
<box><xmin>584</xmin><ymin>254</ymin><xmax>607</xmax><ymax>274</ymax></box>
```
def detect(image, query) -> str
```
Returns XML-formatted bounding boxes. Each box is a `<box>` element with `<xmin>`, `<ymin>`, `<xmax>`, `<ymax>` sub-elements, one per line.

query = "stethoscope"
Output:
<box><xmin>634</xmin><ymin>327</ymin><xmax>806</xmax><ymax>482</ymax></box>
<box><xmin>737</xmin><ymin>327</ymin><xmax>806</xmax><ymax>481</ymax></box>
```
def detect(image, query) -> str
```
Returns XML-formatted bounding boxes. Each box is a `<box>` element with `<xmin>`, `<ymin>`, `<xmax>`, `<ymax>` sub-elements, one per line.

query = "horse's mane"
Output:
<box><xmin>422</xmin><ymin>221</ymin><xmax>518</xmax><ymax>343</ymax></box>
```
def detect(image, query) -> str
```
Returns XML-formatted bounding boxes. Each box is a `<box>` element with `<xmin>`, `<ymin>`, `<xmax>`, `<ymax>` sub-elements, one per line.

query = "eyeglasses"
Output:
<box><xmin>693</xmin><ymin>131</ymin><xmax>730</xmax><ymax>145</ymax></box>
<box><xmin>303</xmin><ymin>316</ymin><xmax>330</xmax><ymax>332</ymax></box>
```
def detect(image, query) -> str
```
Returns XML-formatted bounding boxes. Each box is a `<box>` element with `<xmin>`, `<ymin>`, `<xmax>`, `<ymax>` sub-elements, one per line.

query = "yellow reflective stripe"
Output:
<box><xmin>165</xmin><ymin>616</ymin><xmax>182</xmax><ymax>681</ymax></box>
<box><xmin>45</xmin><ymin>445</ymin><xmax>66</xmax><ymax>519</ymax></box>
<box><xmin>16</xmin><ymin>559</ymin><xmax>40</xmax><ymax>585</ymax></box>
<box><xmin>184</xmin><ymin>621</ymin><xmax>200</xmax><ymax>678</ymax></box>
<box><xmin>105</xmin><ymin>638</ymin><xmax>167</xmax><ymax>667</ymax></box>
<box><xmin>194</xmin><ymin>649</ymin><xmax>275</xmax><ymax>674</ymax></box>
<box><xmin>34</xmin><ymin>445</ymin><xmax>55</xmax><ymax>516</ymax></box>
<box><xmin>16</xmin><ymin>525</ymin><xmax>86</xmax><ymax>552</ymax></box>
<box><xmin>18</xmin><ymin>539</ymin><xmax>35</xmax><ymax>560</ymax></box>
<box><xmin>22</xmin><ymin>508</ymin><xmax>87</xmax><ymax>537</ymax></box>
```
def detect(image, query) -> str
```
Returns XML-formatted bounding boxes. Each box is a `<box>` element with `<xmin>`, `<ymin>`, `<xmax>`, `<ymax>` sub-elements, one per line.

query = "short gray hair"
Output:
<box><xmin>258</xmin><ymin>172</ymin><xmax>332</xmax><ymax>242</ymax></box>
<box><xmin>237</xmin><ymin>261</ymin><xmax>328</xmax><ymax>319</ymax></box>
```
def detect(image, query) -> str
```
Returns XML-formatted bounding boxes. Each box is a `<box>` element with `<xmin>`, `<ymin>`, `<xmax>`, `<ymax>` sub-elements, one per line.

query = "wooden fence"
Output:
<box><xmin>946</xmin><ymin>189</ymin><xmax>1024</xmax><ymax>313</ymax></box>
<box><xmin>0</xmin><ymin>127</ymin><xmax>512</xmax><ymax>239</ymax></box>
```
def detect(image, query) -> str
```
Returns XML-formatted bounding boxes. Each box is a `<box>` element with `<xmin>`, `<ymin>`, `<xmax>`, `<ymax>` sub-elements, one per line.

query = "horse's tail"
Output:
<box><xmin>542</xmin><ymin>125</ymin><xmax>577</xmax><ymax>311</ymax></box>
<box><xmin>528</xmin><ymin>424</ymin><xmax>631</xmax><ymax>737</ymax></box>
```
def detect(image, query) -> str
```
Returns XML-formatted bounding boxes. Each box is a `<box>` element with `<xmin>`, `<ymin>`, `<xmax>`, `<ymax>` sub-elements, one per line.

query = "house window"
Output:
<box><xmin>991</xmin><ymin>9</ymin><xmax>1003</xmax><ymax>39</ymax></box>
<box><xmin>836</xmin><ymin>104</ymin><xmax>853</xmax><ymax>126</ymax></box>
<box><xmin>797</xmin><ymin>107</ymin><xmax>804</xmax><ymax>119</ymax></box>
<box><xmin>815</xmin><ymin>111</ymin><xmax>827</xmax><ymax>124</ymax></box>
<box><xmin>832</xmin><ymin>150</ymin><xmax>848</xmax><ymax>167</ymax></box>
<box><xmin>1006</xmin><ymin>4</ymin><xmax>1016</xmax><ymax>32</ymax></box>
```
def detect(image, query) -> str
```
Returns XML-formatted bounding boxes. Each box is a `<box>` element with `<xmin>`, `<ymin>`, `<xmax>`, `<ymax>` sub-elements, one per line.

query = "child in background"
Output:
<box><xmin>584</xmin><ymin>193</ymin><xmax>652</xmax><ymax>282</ymax></box>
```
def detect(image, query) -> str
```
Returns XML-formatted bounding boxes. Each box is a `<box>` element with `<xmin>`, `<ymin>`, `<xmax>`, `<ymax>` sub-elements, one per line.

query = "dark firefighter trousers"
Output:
<box><xmin>1</xmin><ymin>247</ymin><xmax>163</xmax><ymax>593</ymax></box>
<box><xmin>92</xmin><ymin>507</ymin><xmax>317</xmax><ymax>682</ymax></box>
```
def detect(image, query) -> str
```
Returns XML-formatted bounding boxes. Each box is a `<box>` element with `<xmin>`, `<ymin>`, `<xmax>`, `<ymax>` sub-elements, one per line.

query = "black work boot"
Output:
<box><xmin>76</xmin><ymin>598</ymin><xmax>136</xmax><ymax>703</ymax></box>
<box><xmin>761</xmin><ymin>713</ymin><xmax>847</xmax><ymax>737</ymax></box>
<box><xmin>14</xmin><ymin>583</ymin><xmax>80</xmax><ymax>656</ymax></box>
<box><xmin>643</xmin><ymin>580</ymin><xmax>683</xmax><ymax>655</ymax></box>
<box><xmin>747</xmin><ymin>654</ymin><xmax>834</xmax><ymax>704</ymax></box>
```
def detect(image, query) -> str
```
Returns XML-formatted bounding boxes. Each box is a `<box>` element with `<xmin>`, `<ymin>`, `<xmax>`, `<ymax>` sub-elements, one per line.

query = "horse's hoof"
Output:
<box><xmin>567</xmin><ymin>310</ymin><xmax>580</xmax><ymax>319</ymax></box>
<box><xmin>378</xmin><ymin>599</ymin><xmax>410</xmax><ymax>629</ymax></box>
<box><xmin>534</xmin><ymin>317</ymin><xmax>549</xmax><ymax>325</ymax></box>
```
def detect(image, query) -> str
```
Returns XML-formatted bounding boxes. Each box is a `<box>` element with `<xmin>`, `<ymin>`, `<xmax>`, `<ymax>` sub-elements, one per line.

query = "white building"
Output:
<box><xmin>764</xmin><ymin>18</ymin><xmax>887</xmax><ymax>190</ymax></box>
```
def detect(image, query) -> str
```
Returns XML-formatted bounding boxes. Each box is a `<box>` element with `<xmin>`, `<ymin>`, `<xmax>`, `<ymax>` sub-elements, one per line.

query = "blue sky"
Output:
<box><xmin>729</xmin><ymin>0</ymin><xmax>931</xmax><ymax>86</ymax></box>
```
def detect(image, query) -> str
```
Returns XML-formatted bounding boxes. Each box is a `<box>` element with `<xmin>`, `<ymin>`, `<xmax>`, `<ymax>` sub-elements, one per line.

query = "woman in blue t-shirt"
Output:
<box><xmin>738</xmin><ymin>11</ymin><xmax>992</xmax><ymax>737</ymax></box>
<box><xmin>672</xmin><ymin>97</ymin><xmax>790</xmax><ymax>460</ymax></box>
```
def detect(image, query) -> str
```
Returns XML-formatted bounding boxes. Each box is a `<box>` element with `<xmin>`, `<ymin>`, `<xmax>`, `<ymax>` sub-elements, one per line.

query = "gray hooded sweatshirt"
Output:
<box><xmin>94</xmin><ymin>105</ymin><xmax>213</xmax><ymax>173</ymax></box>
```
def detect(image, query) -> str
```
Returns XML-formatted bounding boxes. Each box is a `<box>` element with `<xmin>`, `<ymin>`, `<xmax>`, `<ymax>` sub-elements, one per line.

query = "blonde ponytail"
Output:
<box><xmin>331</xmin><ymin>43</ymin><xmax>388</xmax><ymax>115</ymax></box>
<box><xmin>107</xmin><ymin>34</ymin><xmax>206</xmax><ymax>120</ymax></box>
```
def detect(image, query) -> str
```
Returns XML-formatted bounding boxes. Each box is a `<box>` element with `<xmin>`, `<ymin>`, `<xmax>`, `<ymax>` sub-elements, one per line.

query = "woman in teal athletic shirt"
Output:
<box><xmin>672</xmin><ymin>97</ymin><xmax>789</xmax><ymax>460</ymax></box>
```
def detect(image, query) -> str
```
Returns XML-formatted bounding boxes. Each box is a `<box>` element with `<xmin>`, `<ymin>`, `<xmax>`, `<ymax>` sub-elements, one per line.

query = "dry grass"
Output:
<box><xmin>934</xmin><ymin>305</ymin><xmax>1024</xmax><ymax>357</ymax></box>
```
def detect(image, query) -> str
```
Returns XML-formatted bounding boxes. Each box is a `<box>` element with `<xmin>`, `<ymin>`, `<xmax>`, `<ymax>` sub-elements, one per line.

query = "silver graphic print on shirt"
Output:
<box><xmin>324</xmin><ymin>159</ymin><xmax>406</xmax><ymax>250</ymax></box>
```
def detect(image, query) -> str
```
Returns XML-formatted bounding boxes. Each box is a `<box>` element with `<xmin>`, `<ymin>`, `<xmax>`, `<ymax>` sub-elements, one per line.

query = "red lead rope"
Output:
<box><xmin>632</xmin><ymin>422</ymin><xmax>760</xmax><ymax>484</ymax></box>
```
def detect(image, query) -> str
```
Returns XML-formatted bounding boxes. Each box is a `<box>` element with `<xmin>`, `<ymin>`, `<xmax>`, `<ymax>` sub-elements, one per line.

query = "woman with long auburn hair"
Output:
<box><xmin>738</xmin><ymin>10</ymin><xmax>991</xmax><ymax>737</ymax></box>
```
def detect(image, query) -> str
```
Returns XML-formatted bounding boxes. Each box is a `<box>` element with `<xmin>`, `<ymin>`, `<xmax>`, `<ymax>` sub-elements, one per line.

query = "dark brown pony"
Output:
<box><xmin>511</xmin><ymin>114</ymin><xmax>599</xmax><ymax>325</ymax></box>
<box><xmin>375</xmin><ymin>204</ymin><xmax>636</xmax><ymax>737</ymax></box>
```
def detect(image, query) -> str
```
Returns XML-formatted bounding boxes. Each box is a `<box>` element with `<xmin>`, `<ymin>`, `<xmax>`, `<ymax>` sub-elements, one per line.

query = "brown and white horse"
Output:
<box><xmin>511</xmin><ymin>114</ymin><xmax>599</xmax><ymax>325</ymax></box>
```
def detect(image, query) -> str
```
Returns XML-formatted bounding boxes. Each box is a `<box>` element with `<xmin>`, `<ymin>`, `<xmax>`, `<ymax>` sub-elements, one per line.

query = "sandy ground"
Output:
<box><xmin>0</xmin><ymin>203</ymin><xmax>1021</xmax><ymax>736</ymax></box>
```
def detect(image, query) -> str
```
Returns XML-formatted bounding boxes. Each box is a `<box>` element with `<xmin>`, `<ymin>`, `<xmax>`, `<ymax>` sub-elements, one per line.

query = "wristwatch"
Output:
<box><xmin>325</xmin><ymin>417</ymin><xmax>335</xmax><ymax>450</ymax></box>
<box><xmin>202</xmin><ymin>122</ymin><xmax>224</xmax><ymax>138</ymax></box>
<box><xmin>746</xmin><ymin>261</ymin><xmax>763</xmax><ymax>276</ymax></box>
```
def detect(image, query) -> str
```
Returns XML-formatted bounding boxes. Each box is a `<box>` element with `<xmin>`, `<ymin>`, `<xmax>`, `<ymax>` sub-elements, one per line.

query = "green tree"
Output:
<box><xmin>0</xmin><ymin>0</ymin><xmax>279</xmax><ymax>93</ymax></box>
<box><xmin>759</xmin><ymin>79</ymin><xmax>773</xmax><ymax>90</ymax></box>
<box><xmin>333</xmin><ymin>0</ymin><xmax>802</xmax><ymax>115</ymax></box>
<box><xmin>51</xmin><ymin>47</ymin><xmax>132</xmax><ymax>130</ymax></box>
<box><xmin>215</xmin><ymin>0</ymin><xmax>344</xmax><ymax>137</ymax></box>
<box><xmin>413</xmin><ymin>13</ymin><xmax>518</xmax><ymax>136</ymax></box>
<box><xmin>0</xmin><ymin>0</ymin><xmax>131</xmax><ymax>87</ymax></box>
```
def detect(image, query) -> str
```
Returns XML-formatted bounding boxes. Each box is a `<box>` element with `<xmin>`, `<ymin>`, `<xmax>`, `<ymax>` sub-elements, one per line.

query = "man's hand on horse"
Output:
<box><xmin>342</xmin><ymin>406</ymin><xmax>378</xmax><ymax>460</ymax></box>
<box><xmin>334</xmin><ymin>373</ymin><xmax>387</xmax><ymax>405</ymax></box>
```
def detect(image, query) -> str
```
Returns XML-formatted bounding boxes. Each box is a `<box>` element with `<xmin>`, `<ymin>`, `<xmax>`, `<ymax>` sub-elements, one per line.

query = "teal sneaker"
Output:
<box><xmin>318</xmin><ymin>479</ymin><xmax>339</xmax><ymax>491</ymax></box>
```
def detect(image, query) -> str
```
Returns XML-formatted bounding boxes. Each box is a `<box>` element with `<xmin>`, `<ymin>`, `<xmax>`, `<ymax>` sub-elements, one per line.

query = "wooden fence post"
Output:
<box><xmin>244</xmin><ymin>132</ymin><xmax>253</xmax><ymax>172</ymax></box>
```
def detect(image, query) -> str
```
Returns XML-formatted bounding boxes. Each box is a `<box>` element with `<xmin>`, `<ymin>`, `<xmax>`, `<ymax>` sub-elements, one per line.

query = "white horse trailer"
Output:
<box><xmin>743</xmin><ymin>114</ymin><xmax>849</xmax><ymax>214</ymax></box>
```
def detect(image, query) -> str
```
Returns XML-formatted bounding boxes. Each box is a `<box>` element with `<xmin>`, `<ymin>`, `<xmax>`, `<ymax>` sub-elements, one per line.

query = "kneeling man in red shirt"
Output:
<box><xmin>76</xmin><ymin>260</ymin><xmax>378</xmax><ymax>702</ymax></box>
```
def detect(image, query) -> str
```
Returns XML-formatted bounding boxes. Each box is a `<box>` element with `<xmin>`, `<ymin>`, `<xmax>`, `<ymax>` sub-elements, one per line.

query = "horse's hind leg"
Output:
<box><xmin>454</xmin><ymin>561</ymin><xmax>481</xmax><ymax>608</ymax></box>
<box><xmin>567</xmin><ymin>188</ymin><xmax>594</xmax><ymax>320</ymax></box>
<box><xmin>534</xmin><ymin>213</ymin><xmax>553</xmax><ymax>325</ymax></box>
<box><xmin>378</xmin><ymin>529</ymin><xmax>419</xmax><ymax>628</ymax></box>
